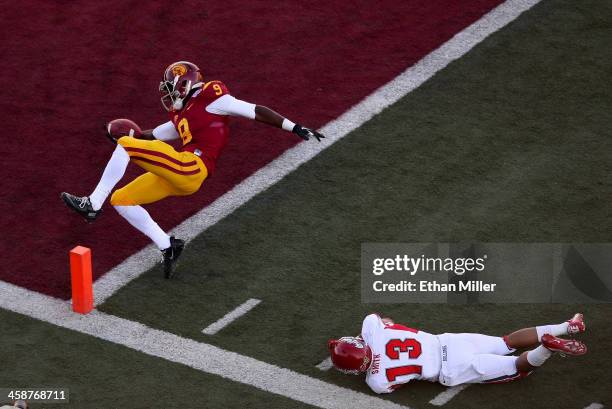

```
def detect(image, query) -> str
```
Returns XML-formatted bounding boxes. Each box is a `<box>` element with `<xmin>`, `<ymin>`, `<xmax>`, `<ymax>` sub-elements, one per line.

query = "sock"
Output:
<box><xmin>114</xmin><ymin>205</ymin><xmax>171</xmax><ymax>250</ymax></box>
<box><xmin>526</xmin><ymin>345</ymin><xmax>553</xmax><ymax>367</ymax></box>
<box><xmin>536</xmin><ymin>323</ymin><xmax>569</xmax><ymax>340</ymax></box>
<box><xmin>89</xmin><ymin>145</ymin><xmax>130</xmax><ymax>210</ymax></box>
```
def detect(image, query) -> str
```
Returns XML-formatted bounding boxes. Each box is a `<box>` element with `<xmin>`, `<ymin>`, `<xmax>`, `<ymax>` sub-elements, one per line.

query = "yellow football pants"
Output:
<box><xmin>110</xmin><ymin>137</ymin><xmax>208</xmax><ymax>206</ymax></box>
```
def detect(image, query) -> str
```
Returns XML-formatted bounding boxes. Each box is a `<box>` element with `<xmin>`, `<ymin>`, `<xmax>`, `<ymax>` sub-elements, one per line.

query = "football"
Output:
<box><xmin>106</xmin><ymin>118</ymin><xmax>143</xmax><ymax>141</ymax></box>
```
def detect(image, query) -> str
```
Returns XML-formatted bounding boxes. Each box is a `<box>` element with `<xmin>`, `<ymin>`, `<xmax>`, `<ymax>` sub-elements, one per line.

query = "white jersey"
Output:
<box><xmin>361</xmin><ymin>314</ymin><xmax>442</xmax><ymax>394</ymax></box>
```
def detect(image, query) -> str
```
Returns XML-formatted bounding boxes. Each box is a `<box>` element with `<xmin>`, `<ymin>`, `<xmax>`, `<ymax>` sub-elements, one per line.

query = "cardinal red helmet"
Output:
<box><xmin>159</xmin><ymin>61</ymin><xmax>203</xmax><ymax>112</ymax></box>
<box><xmin>328</xmin><ymin>337</ymin><xmax>372</xmax><ymax>375</ymax></box>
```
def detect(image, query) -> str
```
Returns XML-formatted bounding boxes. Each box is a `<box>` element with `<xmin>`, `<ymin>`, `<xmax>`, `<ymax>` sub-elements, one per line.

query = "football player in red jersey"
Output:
<box><xmin>61</xmin><ymin>61</ymin><xmax>324</xmax><ymax>277</ymax></box>
<box><xmin>329</xmin><ymin>313</ymin><xmax>587</xmax><ymax>394</ymax></box>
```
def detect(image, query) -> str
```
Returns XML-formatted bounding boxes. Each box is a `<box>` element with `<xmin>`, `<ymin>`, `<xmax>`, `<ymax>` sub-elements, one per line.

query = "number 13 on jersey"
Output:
<box><xmin>385</xmin><ymin>338</ymin><xmax>423</xmax><ymax>382</ymax></box>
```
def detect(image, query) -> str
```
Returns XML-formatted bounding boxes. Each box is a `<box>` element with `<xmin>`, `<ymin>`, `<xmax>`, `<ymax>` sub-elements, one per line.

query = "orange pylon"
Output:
<box><xmin>70</xmin><ymin>246</ymin><xmax>93</xmax><ymax>314</ymax></box>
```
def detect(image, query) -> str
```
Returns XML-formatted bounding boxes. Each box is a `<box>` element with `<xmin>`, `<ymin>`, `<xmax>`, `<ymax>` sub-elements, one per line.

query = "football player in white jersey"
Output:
<box><xmin>328</xmin><ymin>313</ymin><xmax>587</xmax><ymax>394</ymax></box>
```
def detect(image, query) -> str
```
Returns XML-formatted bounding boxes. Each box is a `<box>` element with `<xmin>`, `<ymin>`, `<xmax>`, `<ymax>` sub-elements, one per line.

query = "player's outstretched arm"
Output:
<box><xmin>206</xmin><ymin>93</ymin><xmax>325</xmax><ymax>141</ymax></box>
<box><xmin>255</xmin><ymin>105</ymin><xmax>325</xmax><ymax>142</ymax></box>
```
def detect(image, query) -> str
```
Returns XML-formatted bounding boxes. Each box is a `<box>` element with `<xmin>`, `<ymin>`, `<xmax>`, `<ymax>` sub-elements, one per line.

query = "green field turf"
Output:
<box><xmin>2</xmin><ymin>0</ymin><xmax>611</xmax><ymax>407</ymax></box>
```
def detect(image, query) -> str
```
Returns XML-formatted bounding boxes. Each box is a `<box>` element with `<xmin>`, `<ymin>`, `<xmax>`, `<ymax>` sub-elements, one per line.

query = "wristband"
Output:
<box><xmin>282</xmin><ymin>118</ymin><xmax>296</xmax><ymax>132</ymax></box>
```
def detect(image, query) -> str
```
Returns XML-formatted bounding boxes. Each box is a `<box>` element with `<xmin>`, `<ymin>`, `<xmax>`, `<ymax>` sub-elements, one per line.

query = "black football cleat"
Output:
<box><xmin>162</xmin><ymin>236</ymin><xmax>185</xmax><ymax>279</ymax></box>
<box><xmin>61</xmin><ymin>192</ymin><xmax>102</xmax><ymax>222</ymax></box>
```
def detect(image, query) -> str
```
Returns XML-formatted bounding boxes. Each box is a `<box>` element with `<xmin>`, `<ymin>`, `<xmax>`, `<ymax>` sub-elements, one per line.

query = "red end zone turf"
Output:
<box><xmin>0</xmin><ymin>0</ymin><xmax>503</xmax><ymax>298</ymax></box>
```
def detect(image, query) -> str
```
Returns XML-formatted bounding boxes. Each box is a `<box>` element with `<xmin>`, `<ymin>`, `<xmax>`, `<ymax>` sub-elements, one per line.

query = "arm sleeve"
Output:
<box><xmin>206</xmin><ymin>94</ymin><xmax>256</xmax><ymax>119</ymax></box>
<box><xmin>152</xmin><ymin>121</ymin><xmax>180</xmax><ymax>141</ymax></box>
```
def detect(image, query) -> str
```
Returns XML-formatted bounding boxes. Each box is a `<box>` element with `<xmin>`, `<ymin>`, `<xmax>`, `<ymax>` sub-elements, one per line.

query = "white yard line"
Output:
<box><xmin>90</xmin><ymin>0</ymin><xmax>544</xmax><ymax>307</ymax></box>
<box><xmin>0</xmin><ymin>280</ymin><xmax>408</xmax><ymax>409</ymax></box>
<box><xmin>583</xmin><ymin>404</ymin><xmax>604</xmax><ymax>409</ymax></box>
<box><xmin>202</xmin><ymin>298</ymin><xmax>261</xmax><ymax>335</ymax></box>
<box><xmin>429</xmin><ymin>385</ymin><xmax>470</xmax><ymax>406</ymax></box>
<box><xmin>316</xmin><ymin>357</ymin><xmax>333</xmax><ymax>371</ymax></box>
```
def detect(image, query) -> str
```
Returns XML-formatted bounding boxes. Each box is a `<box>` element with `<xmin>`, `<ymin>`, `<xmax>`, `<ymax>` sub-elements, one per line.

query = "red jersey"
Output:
<box><xmin>169</xmin><ymin>80</ymin><xmax>230</xmax><ymax>173</ymax></box>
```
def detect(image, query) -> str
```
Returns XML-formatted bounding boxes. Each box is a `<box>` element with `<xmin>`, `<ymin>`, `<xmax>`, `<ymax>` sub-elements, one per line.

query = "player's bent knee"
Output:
<box><xmin>116</xmin><ymin>136</ymin><xmax>136</xmax><ymax>147</ymax></box>
<box><xmin>117</xmin><ymin>136</ymin><xmax>160</xmax><ymax>150</ymax></box>
<box><xmin>110</xmin><ymin>189</ymin><xmax>135</xmax><ymax>206</ymax></box>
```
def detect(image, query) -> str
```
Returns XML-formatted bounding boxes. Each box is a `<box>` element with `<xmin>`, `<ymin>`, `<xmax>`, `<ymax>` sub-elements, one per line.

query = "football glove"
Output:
<box><xmin>292</xmin><ymin>124</ymin><xmax>325</xmax><ymax>142</ymax></box>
